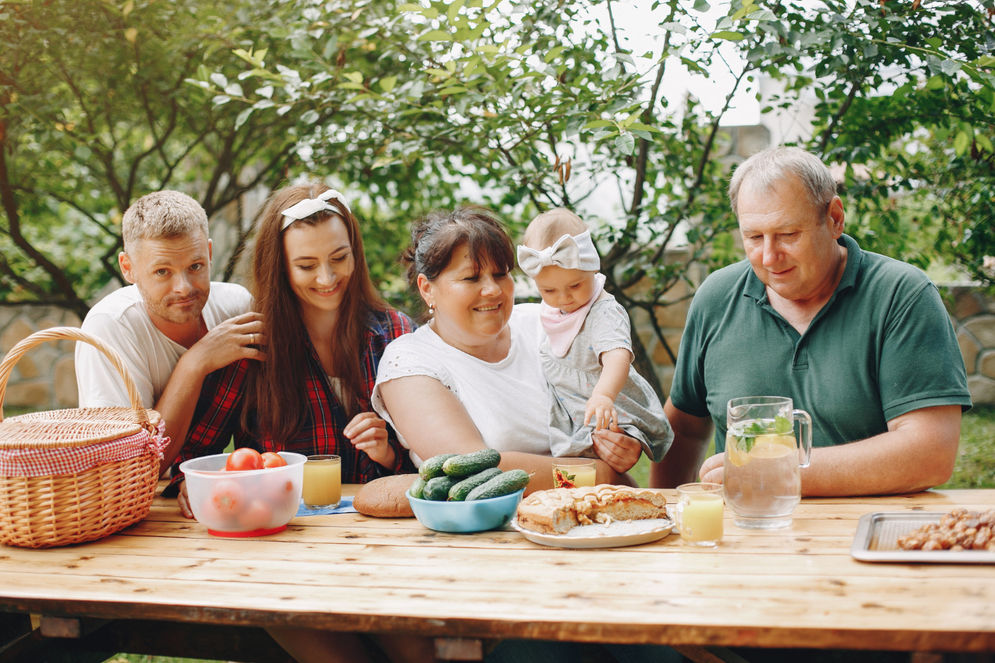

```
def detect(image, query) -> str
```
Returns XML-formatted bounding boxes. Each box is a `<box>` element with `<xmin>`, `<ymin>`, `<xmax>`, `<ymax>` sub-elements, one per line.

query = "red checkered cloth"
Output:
<box><xmin>174</xmin><ymin>308</ymin><xmax>416</xmax><ymax>487</ymax></box>
<box><xmin>0</xmin><ymin>420</ymin><xmax>168</xmax><ymax>478</ymax></box>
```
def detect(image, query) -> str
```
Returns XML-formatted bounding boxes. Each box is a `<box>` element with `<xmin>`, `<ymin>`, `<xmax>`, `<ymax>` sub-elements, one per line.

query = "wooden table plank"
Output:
<box><xmin>0</xmin><ymin>488</ymin><xmax>993</xmax><ymax>654</ymax></box>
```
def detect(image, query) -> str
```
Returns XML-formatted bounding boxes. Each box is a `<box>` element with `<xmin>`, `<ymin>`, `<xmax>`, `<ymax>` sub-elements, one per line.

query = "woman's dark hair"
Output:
<box><xmin>401</xmin><ymin>205</ymin><xmax>515</xmax><ymax>316</ymax></box>
<box><xmin>246</xmin><ymin>182</ymin><xmax>386</xmax><ymax>442</ymax></box>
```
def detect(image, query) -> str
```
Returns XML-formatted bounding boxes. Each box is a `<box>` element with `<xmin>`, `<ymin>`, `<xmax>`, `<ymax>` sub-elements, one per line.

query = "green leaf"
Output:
<box><xmin>711</xmin><ymin>30</ymin><xmax>744</xmax><ymax>42</ymax></box>
<box><xmin>940</xmin><ymin>59</ymin><xmax>962</xmax><ymax>76</ymax></box>
<box><xmin>447</xmin><ymin>0</ymin><xmax>464</xmax><ymax>23</ymax></box>
<box><xmin>975</xmin><ymin>55</ymin><xmax>995</xmax><ymax>68</ymax></box>
<box><xmin>344</xmin><ymin>71</ymin><xmax>364</xmax><ymax>84</ymax></box>
<box><xmin>730</xmin><ymin>4</ymin><xmax>750</xmax><ymax>21</ymax></box>
<box><xmin>582</xmin><ymin>119</ymin><xmax>613</xmax><ymax>130</ymax></box>
<box><xmin>774</xmin><ymin>415</ymin><xmax>792</xmax><ymax>434</ymax></box>
<box><xmin>925</xmin><ymin>75</ymin><xmax>945</xmax><ymax>90</ymax></box>
<box><xmin>234</xmin><ymin>108</ymin><xmax>252</xmax><ymax>130</ymax></box>
<box><xmin>544</xmin><ymin>46</ymin><xmax>565</xmax><ymax>63</ymax></box>
<box><xmin>954</xmin><ymin>130</ymin><xmax>970</xmax><ymax>156</ymax></box>
<box><xmin>419</xmin><ymin>29</ymin><xmax>453</xmax><ymax>41</ymax></box>
<box><xmin>627</xmin><ymin>122</ymin><xmax>659</xmax><ymax>133</ymax></box>
<box><xmin>438</xmin><ymin>85</ymin><xmax>468</xmax><ymax>94</ymax></box>
<box><xmin>976</xmin><ymin>133</ymin><xmax>993</xmax><ymax>154</ymax></box>
<box><xmin>693</xmin><ymin>0</ymin><xmax>710</xmax><ymax>11</ymax></box>
<box><xmin>615</xmin><ymin>132</ymin><xmax>635</xmax><ymax>154</ymax></box>
<box><xmin>379</xmin><ymin>76</ymin><xmax>397</xmax><ymax>93</ymax></box>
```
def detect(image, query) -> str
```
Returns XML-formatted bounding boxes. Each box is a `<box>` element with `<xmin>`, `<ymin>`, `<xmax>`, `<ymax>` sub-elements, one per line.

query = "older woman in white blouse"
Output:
<box><xmin>373</xmin><ymin>206</ymin><xmax>642</xmax><ymax>490</ymax></box>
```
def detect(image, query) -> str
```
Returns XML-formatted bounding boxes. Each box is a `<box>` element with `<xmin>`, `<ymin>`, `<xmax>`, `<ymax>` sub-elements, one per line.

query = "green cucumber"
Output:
<box><xmin>418</xmin><ymin>453</ymin><xmax>458</xmax><ymax>481</ymax></box>
<box><xmin>447</xmin><ymin>467</ymin><xmax>503</xmax><ymax>501</ymax></box>
<box><xmin>466</xmin><ymin>469</ymin><xmax>530</xmax><ymax>501</ymax></box>
<box><xmin>408</xmin><ymin>477</ymin><xmax>427</xmax><ymax>499</ymax></box>
<box><xmin>442</xmin><ymin>449</ymin><xmax>502</xmax><ymax>478</ymax></box>
<box><xmin>422</xmin><ymin>475</ymin><xmax>458</xmax><ymax>501</ymax></box>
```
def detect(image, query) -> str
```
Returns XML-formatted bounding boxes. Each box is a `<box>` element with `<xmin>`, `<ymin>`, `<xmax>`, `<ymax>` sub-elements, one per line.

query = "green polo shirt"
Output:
<box><xmin>670</xmin><ymin>234</ymin><xmax>971</xmax><ymax>452</ymax></box>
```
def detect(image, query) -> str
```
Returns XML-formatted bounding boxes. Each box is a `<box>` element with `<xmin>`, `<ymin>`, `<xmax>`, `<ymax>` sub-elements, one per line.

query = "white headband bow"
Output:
<box><xmin>517</xmin><ymin>230</ymin><xmax>600</xmax><ymax>277</ymax></box>
<box><xmin>280</xmin><ymin>189</ymin><xmax>351</xmax><ymax>230</ymax></box>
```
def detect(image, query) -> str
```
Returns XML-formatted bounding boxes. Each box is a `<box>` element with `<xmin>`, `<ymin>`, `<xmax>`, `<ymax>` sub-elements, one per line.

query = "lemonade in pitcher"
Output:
<box><xmin>723</xmin><ymin>397</ymin><xmax>811</xmax><ymax>529</ymax></box>
<box><xmin>725</xmin><ymin>418</ymin><xmax>800</xmax><ymax>524</ymax></box>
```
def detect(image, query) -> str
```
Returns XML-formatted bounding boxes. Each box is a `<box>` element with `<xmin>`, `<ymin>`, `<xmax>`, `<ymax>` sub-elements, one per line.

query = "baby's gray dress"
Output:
<box><xmin>544</xmin><ymin>292</ymin><xmax>673</xmax><ymax>461</ymax></box>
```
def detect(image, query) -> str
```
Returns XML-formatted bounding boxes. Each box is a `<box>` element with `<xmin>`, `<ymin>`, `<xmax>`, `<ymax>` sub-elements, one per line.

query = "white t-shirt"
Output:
<box><xmin>372</xmin><ymin>303</ymin><xmax>551</xmax><ymax>463</ymax></box>
<box><xmin>75</xmin><ymin>282</ymin><xmax>252</xmax><ymax>408</ymax></box>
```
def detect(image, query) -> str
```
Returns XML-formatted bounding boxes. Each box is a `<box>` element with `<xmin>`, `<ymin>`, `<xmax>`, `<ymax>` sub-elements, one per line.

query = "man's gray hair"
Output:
<box><xmin>728</xmin><ymin>146</ymin><xmax>837</xmax><ymax>216</ymax></box>
<box><xmin>122</xmin><ymin>190</ymin><xmax>209</xmax><ymax>253</ymax></box>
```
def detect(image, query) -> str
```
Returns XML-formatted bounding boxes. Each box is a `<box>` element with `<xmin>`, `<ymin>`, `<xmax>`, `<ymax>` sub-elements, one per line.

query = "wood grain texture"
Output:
<box><xmin>0</xmin><ymin>487</ymin><xmax>993</xmax><ymax>653</ymax></box>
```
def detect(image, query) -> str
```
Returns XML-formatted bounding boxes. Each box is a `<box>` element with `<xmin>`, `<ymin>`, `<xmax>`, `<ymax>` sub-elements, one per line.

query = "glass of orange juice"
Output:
<box><xmin>551</xmin><ymin>458</ymin><xmax>597</xmax><ymax>488</ymax></box>
<box><xmin>302</xmin><ymin>455</ymin><xmax>342</xmax><ymax>508</ymax></box>
<box><xmin>675</xmin><ymin>482</ymin><xmax>724</xmax><ymax>547</ymax></box>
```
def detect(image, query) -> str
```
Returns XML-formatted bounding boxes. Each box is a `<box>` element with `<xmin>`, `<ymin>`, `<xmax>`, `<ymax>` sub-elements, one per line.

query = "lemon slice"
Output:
<box><xmin>750</xmin><ymin>434</ymin><xmax>795</xmax><ymax>458</ymax></box>
<box><xmin>726</xmin><ymin>439</ymin><xmax>751</xmax><ymax>467</ymax></box>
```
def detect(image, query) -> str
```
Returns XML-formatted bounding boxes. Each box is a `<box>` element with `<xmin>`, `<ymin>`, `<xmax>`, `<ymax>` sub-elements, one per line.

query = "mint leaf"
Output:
<box><xmin>774</xmin><ymin>415</ymin><xmax>792</xmax><ymax>434</ymax></box>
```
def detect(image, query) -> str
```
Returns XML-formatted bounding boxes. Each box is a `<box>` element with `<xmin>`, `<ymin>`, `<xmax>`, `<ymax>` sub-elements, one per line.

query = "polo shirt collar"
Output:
<box><xmin>742</xmin><ymin>233</ymin><xmax>864</xmax><ymax>304</ymax></box>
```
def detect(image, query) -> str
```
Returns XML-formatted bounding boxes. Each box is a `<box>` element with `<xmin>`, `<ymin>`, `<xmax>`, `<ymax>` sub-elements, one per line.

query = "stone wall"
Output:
<box><xmin>0</xmin><ymin>306</ymin><xmax>82</xmax><ymax>411</ymax></box>
<box><xmin>2</xmin><ymin>283</ymin><xmax>994</xmax><ymax>412</ymax></box>
<box><xmin>946</xmin><ymin>286</ymin><xmax>995</xmax><ymax>406</ymax></box>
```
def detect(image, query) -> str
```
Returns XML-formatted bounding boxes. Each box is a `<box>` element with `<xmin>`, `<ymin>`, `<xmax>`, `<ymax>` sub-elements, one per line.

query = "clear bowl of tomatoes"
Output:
<box><xmin>180</xmin><ymin>449</ymin><xmax>306</xmax><ymax>537</ymax></box>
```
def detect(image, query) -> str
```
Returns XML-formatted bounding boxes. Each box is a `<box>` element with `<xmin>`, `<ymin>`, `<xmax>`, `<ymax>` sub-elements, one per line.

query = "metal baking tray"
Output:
<box><xmin>851</xmin><ymin>511</ymin><xmax>995</xmax><ymax>564</ymax></box>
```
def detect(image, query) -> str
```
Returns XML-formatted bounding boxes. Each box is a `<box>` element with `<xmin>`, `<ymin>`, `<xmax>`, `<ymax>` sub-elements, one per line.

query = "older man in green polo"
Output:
<box><xmin>653</xmin><ymin>146</ymin><xmax>971</xmax><ymax>496</ymax></box>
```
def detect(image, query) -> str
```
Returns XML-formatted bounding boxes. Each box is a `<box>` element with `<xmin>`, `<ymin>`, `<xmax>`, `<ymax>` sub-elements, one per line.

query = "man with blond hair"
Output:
<box><xmin>76</xmin><ymin>190</ymin><xmax>263</xmax><ymax>471</ymax></box>
<box><xmin>653</xmin><ymin>146</ymin><xmax>971</xmax><ymax>497</ymax></box>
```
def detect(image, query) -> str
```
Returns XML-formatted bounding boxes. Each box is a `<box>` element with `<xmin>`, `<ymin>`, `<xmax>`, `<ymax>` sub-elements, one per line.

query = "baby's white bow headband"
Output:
<box><xmin>517</xmin><ymin>230</ymin><xmax>600</xmax><ymax>277</ymax></box>
<box><xmin>280</xmin><ymin>189</ymin><xmax>351</xmax><ymax>230</ymax></box>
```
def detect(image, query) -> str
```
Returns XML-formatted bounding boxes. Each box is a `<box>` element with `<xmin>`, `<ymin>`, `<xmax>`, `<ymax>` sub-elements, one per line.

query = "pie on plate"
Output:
<box><xmin>515</xmin><ymin>484</ymin><xmax>671</xmax><ymax>535</ymax></box>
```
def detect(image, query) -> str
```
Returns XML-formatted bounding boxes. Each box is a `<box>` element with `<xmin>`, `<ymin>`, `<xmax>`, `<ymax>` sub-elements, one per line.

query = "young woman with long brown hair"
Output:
<box><xmin>173</xmin><ymin>182</ymin><xmax>415</xmax><ymax>501</ymax></box>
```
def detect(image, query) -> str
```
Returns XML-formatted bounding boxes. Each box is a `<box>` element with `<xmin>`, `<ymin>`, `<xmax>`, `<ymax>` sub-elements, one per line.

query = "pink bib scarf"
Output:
<box><xmin>539</xmin><ymin>273</ymin><xmax>606</xmax><ymax>357</ymax></box>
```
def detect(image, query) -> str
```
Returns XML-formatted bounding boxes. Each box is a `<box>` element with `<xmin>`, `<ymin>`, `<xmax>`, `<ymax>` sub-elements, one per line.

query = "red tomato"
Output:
<box><xmin>225</xmin><ymin>447</ymin><xmax>263</xmax><ymax>472</ymax></box>
<box><xmin>260</xmin><ymin>452</ymin><xmax>288</xmax><ymax>468</ymax></box>
<box><xmin>237</xmin><ymin>499</ymin><xmax>274</xmax><ymax>530</ymax></box>
<box><xmin>266</xmin><ymin>477</ymin><xmax>298</xmax><ymax>515</ymax></box>
<box><xmin>207</xmin><ymin>478</ymin><xmax>244</xmax><ymax>521</ymax></box>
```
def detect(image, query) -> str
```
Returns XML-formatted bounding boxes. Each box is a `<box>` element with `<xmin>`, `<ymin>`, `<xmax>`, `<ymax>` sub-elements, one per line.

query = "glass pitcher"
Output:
<box><xmin>724</xmin><ymin>396</ymin><xmax>812</xmax><ymax>529</ymax></box>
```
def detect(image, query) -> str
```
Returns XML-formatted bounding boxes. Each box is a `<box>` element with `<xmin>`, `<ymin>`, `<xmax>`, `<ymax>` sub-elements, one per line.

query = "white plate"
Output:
<box><xmin>511</xmin><ymin>517</ymin><xmax>674</xmax><ymax>549</ymax></box>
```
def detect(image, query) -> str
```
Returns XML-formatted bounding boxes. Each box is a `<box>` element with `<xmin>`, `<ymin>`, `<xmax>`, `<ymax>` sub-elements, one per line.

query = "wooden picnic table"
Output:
<box><xmin>1</xmin><ymin>486</ymin><xmax>994</xmax><ymax>662</ymax></box>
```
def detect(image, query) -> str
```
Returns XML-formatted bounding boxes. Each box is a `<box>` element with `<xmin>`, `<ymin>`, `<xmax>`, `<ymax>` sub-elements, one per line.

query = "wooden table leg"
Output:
<box><xmin>434</xmin><ymin>637</ymin><xmax>484</xmax><ymax>661</ymax></box>
<box><xmin>39</xmin><ymin>616</ymin><xmax>109</xmax><ymax>639</ymax></box>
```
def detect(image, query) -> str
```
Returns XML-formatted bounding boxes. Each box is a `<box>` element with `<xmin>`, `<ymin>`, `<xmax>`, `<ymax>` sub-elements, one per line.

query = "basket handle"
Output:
<box><xmin>0</xmin><ymin>326</ymin><xmax>150</xmax><ymax>427</ymax></box>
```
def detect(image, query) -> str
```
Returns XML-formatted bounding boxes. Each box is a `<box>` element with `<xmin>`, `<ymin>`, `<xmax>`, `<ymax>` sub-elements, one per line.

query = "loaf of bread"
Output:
<box><xmin>516</xmin><ymin>485</ymin><xmax>669</xmax><ymax>534</ymax></box>
<box><xmin>353</xmin><ymin>474</ymin><xmax>418</xmax><ymax>518</ymax></box>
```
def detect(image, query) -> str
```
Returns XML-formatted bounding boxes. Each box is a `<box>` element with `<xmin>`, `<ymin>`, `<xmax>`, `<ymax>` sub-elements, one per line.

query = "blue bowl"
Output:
<box><xmin>407</xmin><ymin>489</ymin><xmax>525</xmax><ymax>533</ymax></box>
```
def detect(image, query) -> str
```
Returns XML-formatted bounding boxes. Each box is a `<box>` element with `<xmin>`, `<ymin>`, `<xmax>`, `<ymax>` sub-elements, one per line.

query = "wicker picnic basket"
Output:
<box><xmin>0</xmin><ymin>326</ymin><xmax>167</xmax><ymax>548</ymax></box>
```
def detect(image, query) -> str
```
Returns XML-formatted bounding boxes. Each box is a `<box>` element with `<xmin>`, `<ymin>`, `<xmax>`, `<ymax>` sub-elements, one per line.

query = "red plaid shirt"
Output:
<box><xmin>174</xmin><ymin>308</ymin><xmax>415</xmax><ymax>485</ymax></box>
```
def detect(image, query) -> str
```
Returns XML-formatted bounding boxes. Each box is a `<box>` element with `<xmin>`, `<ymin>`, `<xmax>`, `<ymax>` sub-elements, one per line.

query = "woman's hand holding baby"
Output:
<box><xmin>592</xmin><ymin>422</ymin><xmax>642</xmax><ymax>474</ymax></box>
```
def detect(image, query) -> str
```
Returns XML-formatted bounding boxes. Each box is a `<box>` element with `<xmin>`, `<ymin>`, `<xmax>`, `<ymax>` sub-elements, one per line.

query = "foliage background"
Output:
<box><xmin>2</xmin><ymin>0</ymin><xmax>993</xmax><ymax>398</ymax></box>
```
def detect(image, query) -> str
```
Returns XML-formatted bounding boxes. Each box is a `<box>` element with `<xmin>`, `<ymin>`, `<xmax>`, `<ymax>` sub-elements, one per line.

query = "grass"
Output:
<box><xmin>944</xmin><ymin>406</ymin><xmax>995</xmax><ymax>488</ymax></box>
<box><xmin>628</xmin><ymin>406</ymin><xmax>995</xmax><ymax>490</ymax></box>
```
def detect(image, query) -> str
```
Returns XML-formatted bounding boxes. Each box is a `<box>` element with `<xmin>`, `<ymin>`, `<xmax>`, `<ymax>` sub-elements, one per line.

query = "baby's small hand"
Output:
<box><xmin>584</xmin><ymin>394</ymin><xmax>617</xmax><ymax>431</ymax></box>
